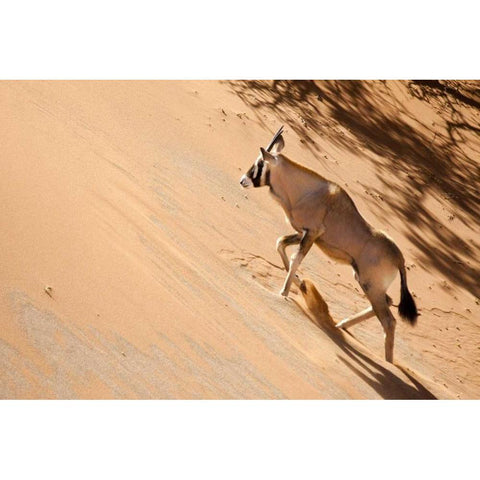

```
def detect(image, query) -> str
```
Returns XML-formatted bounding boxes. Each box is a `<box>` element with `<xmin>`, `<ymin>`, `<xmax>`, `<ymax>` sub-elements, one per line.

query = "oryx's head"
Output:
<box><xmin>239</xmin><ymin>125</ymin><xmax>285</xmax><ymax>189</ymax></box>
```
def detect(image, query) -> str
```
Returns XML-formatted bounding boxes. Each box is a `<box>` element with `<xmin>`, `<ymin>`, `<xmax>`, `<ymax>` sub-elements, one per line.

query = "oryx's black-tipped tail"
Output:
<box><xmin>398</xmin><ymin>267</ymin><xmax>418</xmax><ymax>325</ymax></box>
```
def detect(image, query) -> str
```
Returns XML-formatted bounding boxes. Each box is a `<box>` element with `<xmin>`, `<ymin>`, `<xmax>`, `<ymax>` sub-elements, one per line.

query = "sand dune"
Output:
<box><xmin>1</xmin><ymin>80</ymin><xmax>479</xmax><ymax>399</ymax></box>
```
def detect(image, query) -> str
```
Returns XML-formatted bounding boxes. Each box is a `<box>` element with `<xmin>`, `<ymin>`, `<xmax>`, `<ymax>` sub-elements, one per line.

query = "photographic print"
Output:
<box><xmin>1</xmin><ymin>80</ymin><xmax>479</xmax><ymax>399</ymax></box>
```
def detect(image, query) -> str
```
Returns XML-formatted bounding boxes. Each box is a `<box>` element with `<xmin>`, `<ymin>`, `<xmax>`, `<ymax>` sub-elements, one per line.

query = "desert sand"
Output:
<box><xmin>1</xmin><ymin>80</ymin><xmax>479</xmax><ymax>399</ymax></box>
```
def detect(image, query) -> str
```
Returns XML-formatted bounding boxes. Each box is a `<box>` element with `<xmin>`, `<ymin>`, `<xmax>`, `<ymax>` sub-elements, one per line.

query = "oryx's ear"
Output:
<box><xmin>270</xmin><ymin>134</ymin><xmax>284</xmax><ymax>153</ymax></box>
<box><xmin>260</xmin><ymin>147</ymin><xmax>277</xmax><ymax>165</ymax></box>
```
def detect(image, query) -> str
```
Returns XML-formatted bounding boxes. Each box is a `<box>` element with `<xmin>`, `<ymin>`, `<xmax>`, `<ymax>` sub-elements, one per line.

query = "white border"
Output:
<box><xmin>1</xmin><ymin>400</ymin><xmax>479</xmax><ymax>479</ymax></box>
<box><xmin>1</xmin><ymin>1</ymin><xmax>479</xmax><ymax>78</ymax></box>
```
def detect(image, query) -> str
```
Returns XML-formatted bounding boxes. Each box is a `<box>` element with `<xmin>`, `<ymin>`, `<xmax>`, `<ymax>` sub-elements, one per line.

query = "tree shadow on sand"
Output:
<box><xmin>293</xmin><ymin>280</ymin><xmax>437</xmax><ymax>399</ymax></box>
<box><xmin>226</xmin><ymin>80</ymin><xmax>480</xmax><ymax>300</ymax></box>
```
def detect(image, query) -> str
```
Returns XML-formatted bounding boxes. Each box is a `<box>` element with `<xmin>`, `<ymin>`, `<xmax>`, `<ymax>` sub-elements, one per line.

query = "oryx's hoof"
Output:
<box><xmin>280</xmin><ymin>288</ymin><xmax>289</xmax><ymax>298</ymax></box>
<box><xmin>335</xmin><ymin>321</ymin><xmax>345</xmax><ymax>329</ymax></box>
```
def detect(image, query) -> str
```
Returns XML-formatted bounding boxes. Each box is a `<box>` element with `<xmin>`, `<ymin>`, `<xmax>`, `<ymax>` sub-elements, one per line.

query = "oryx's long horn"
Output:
<box><xmin>266</xmin><ymin>125</ymin><xmax>284</xmax><ymax>152</ymax></box>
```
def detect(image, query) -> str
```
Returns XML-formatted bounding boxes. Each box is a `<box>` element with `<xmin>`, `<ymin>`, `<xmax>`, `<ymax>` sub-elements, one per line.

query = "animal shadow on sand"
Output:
<box><xmin>294</xmin><ymin>279</ymin><xmax>436</xmax><ymax>400</ymax></box>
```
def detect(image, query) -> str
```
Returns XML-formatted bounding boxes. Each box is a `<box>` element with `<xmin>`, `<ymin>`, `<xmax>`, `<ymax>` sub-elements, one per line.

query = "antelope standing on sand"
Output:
<box><xmin>239</xmin><ymin>126</ymin><xmax>418</xmax><ymax>363</ymax></box>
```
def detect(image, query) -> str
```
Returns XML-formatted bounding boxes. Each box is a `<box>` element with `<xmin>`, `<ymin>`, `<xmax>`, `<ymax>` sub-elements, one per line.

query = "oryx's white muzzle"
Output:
<box><xmin>239</xmin><ymin>174</ymin><xmax>253</xmax><ymax>188</ymax></box>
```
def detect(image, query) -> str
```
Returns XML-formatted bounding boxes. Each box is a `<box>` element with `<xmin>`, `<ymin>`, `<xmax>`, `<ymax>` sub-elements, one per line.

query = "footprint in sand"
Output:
<box><xmin>219</xmin><ymin>248</ymin><xmax>292</xmax><ymax>293</ymax></box>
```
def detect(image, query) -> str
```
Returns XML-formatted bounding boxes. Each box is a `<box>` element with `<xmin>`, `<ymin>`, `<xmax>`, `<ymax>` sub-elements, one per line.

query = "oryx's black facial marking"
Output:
<box><xmin>240</xmin><ymin>158</ymin><xmax>270</xmax><ymax>189</ymax></box>
<box><xmin>251</xmin><ymin>160</ymin><xmax>264</xmax><ymax>187</ymax></box>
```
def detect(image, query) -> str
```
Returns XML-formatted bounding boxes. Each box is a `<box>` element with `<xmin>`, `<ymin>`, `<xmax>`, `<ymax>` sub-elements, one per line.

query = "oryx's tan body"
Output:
<box><xmin>270</xmin><ymin>154</ymin><xmax>404</xmax><ymax>292</ymax></box>
<box><xmin>240</xmin><ymin>126</ymin><xmax>418</xmax><ymax>363</ymax></box>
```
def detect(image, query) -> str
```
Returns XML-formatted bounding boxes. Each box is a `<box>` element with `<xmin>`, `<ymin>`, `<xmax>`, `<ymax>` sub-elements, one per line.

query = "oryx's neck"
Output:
<box><xmin>269</xmin><ymin>156</ymin><xmax>328</xmax><ymax>210</ymax></box>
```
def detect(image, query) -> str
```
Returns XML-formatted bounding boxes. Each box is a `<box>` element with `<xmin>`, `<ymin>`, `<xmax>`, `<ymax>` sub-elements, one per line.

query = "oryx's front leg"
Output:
<box><xmin>276</xmin><ymin>233</ymin><xmax>303</xmax><ymax>287</ymax></box>
<box><xmin>280</xmin><ymin>229</ymin><xmax>317</xmax><ymax>297</ymax></box>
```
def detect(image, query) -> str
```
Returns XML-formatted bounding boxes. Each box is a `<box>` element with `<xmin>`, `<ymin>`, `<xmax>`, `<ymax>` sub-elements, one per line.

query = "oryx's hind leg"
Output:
<box><xmin>336</xmin><ymin>306</ymin><xmax>375</xmax><ymax>329</ymax></box>
<box><xmin>369</xmin><ymin>293</ymin><xmax>397</xmax><ymax>363</ymax></box>
<box><xmin>337</xmin><ymin>261</ymin><xmax>392</xmax><ymax>330</ymax></box>
<box><xmin>276</xmin><ymin>233</ymin><xmax>303</xmax><ymax>287</ymax></box>
<box><xmin>336</xmin><ymin>295</ymin><xmax>392</xmax><ymax>330</ymax></box>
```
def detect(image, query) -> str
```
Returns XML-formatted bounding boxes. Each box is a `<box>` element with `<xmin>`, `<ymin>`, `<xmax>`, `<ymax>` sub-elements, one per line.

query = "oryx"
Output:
<box><xmin>239</xmin><ymin>126</ymin><xmax>418</xmax><ymax>363</ymax></box>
